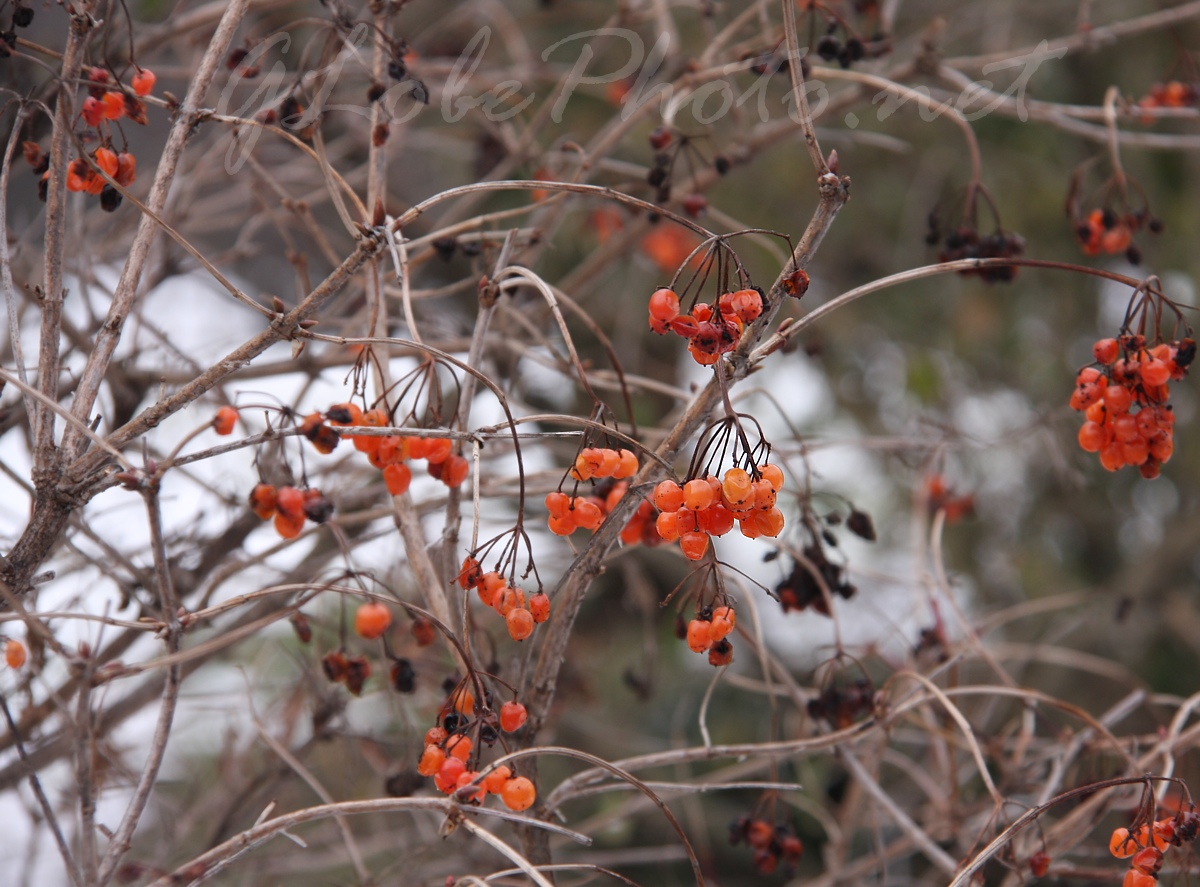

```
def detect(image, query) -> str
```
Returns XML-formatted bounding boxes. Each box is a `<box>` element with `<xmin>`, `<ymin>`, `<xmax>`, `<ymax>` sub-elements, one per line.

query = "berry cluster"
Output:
<box><xmin>647</xmin><ymin>287</ymin><xmax>764</xmax><ymax>366</ymax></box>
<box><xmin>249</xmin><ymin>483</ymin><xmax>333</xmax><ymax>539</ymax></box>
<box><xmin>1136</xmin><ymin>81</ymin><xmax>1197</xmax><ymax>121</ymax></box>
<box><xmin>568</xmin><ymin>446</ymin><xmax>638</xmax><ymax>482</ymax></box>
<box><xmin>457</xmin><ymin>558</ymin><xmax>550</xmax><ymax>641</ymax></box>
<box><xmin>321</xmin><ymin>649</ymin><xmax>372</xmax><ymax>696</ymax></box>
<box><xmin>1070</xmin><ymin>335</ymin><xmax>1194</xmax><ymax>477</ymax></box>
<box><xmin>684</xmin><ymin>606</ymin><xmax>736</xmax><ymax>666</ymax></box>
<box><xmin>775</xmin><ymin>543</ymin><xmax>856</xmax><ymax>615</ymax></box>
<box><xmin>1075</xmin><ymin>208</ymin><xmax>1160</xmax><ymax>264</ymax></box>
<box><xmin>416</xmin><ymin>688</ymin><xmax>536</xmax><ymax>812</ymax></box>
<box><xmin>729</xmin><ymin>815</ymin><xmax>804</xmax><ymax>876</ymax></box>
<box><xmin>80</xmin><ymin>65</ymin><xmax>155</xmax><ymax>127</ymax></box>
<box><xmin>418</xmin><ymin>733</ymin><xmax>535</xmax><ymax>811</ymax></box>
<box><xmin>807</xmin><ymin>677</ymin><xmax>875</xmax><ymax>729</ymax></box>
<box><xmin>1109</xmin><ymin>809</ymin><xmax>1200</xmax><ymax>887</ymax></box>
<box><xmin>652</xmin><ymin>464</ymin><xmax>785</xmax><ymax>560</ymax></box>
<box><xmin>931</xmin><ymin>223</ymin><xmax>1025</xmax><ymax>283</ymax></box>
<box><xmin>302</xmin><ymin>403</ymin><xmax>469</xmax><ymax>495</ymax></box>
<box><xmin>25</xmin><ymin>141</ymin><xmax>136</xmax><ymax>213</ymax></box>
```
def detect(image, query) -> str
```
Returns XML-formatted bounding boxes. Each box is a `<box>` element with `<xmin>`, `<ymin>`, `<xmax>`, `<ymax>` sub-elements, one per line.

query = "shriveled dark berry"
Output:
<box><xmin>100</xmin><ymin>185</ymin><xmax>122</xmax><ymax>212</ymax></box>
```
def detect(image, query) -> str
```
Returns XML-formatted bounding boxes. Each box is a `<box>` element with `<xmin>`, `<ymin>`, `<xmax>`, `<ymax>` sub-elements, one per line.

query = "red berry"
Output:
<box><xmin>653</xmin><ymin>480</ymin><xmax>684</xmax><ymax>512</ymax></box>
<box><xmin>529</xmin><ymin>592</ymin><xmax>550</xmax><ymax>623</ymax></box>
<box><xmin>501</xmin><ymin>776</ymin><xmax>536</xmax><ymax>811</ymax></box>
<box><xmin>506</xmin><ymin>607</ymin><xmax>535</xmax><ymax>641</ymax></box>
<box><xmin>354</xmin><ymin>602</ymin><xmax>392</xmax><ymax>639</ymax></box>
<box><xmin>648</xmin><ymin>287</ymin><xmax>680</xmax><ymax>323</ymax></box>
<box><xmin>82</xmin><ymin>96</ymin><xmax>104</xmax><ymax>127</ymax></box>
<box><xmin>1094</xmin><ymin>338</ymin><xmax>1119</xmax><ymax>364</ymax></box>
<box><xmin>499</xmin><ymin>700</ymin><xmax>528</xmax><ymax>732</ymax></box>
<box><xmin>5</xmin><ymin>640</ymin><xmax>27</xmax><ymax>669</ymax></box>
<box><xmin>213</xmin><ymin>405</ymin><xmax>238</xmax><ymax>435</ymax></box>
<box><xmin>131</xmin><ymin>68</ymin><xmax>157</xmax><ymax>97</ymax></box>
<box><xmin>383</xmin><ymin>462</ymin><xmax>412</xmax><ymax>495</ymax></box>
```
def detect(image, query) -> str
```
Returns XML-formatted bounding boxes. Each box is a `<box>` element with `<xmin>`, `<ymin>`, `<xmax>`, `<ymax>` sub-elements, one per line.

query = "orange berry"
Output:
<box><xmin>708</xmin><ymin>638</ymin><xmax>733</xmax><ymax>666</ymax></box>
<box><xmin>1077</xmin><ymin>421</ymin><xmax>1106</xmax><ymax>453</ymax></box>
<box><xmin>424</xmin><ymin>437</ymin><xmax>452</xmax><ymax>464</ymax></box>
<box><xmin>326</xmin><ymin>402</ymin><xmax>363</xmax><ymax>425</ymax></box>
<box><xmin>493</xmin><ymin>586</ymin><xmax>525</xmax><ymax>617</ymax></box>
<box><xmin>648</xmin><ymin>287</ymin><xmax>681</xmax><ymax>325</ymax></box>
<box><xmin>455</xmin><ymin>770</ymin><xmax>487</xmax><ymax>804</ymax></box>
<box><xmin>477</xmin><ymin>572</ymin><xmax>505</xmax><ymax>607</ymax></box>
<box><xmin>115</xmin><ymin>152</ymin><xmax>137</xmax><ymax>186</ymax></box>
<box><xmin>1103</xmin><ymin>385</ymin><xmax>1133</xmax><ymax>413</ymax></box>
<box><xmin>458</xmin><ymin>557</ymin><xmax>483</xmax><ymax>590</ymax></box>
<box><xmin>1131</xmin><ymin>847</ymin><xmax>1163</xmax><ymax>876</ymax></box>
<box><xmin>439</xmin><ymin>453</ymin><xmax>470</xmax><ymax>487</ymax></box>
<box><xmin>383</xmin><ymin>462</ymin><xmax>412</xmax><ymax>496</ymax></box>
<box><xmin>721</xmin><ymin>468</ymin><xmax>753</xmax><ymax>507</ymax></box>
<box><xmin>698</xmin><ymin>503</ymin><xmax>735</xmax><ymax>536</ymax></box>
<box><xmin>1123</xmin><ymin>870</ymin><xmax>1156</xmax><ymax>887</ymax></box>
<box><xmin>93</xmin><ymin>146</ymin><xmax>119</xmax><ymax>178</ymax></box>
<box><xmin>501</xmin><ymin>776</ymin><xmax>536</xmax><ymax>811</ymax></box>
<box><xmin>1141</xmin><ymin>359</ymin><xmax>1171</xmax><ymax>387</ymax></box>
<box><xmin>545</xmin><ymin>491</ymin><xmax>570</xmax><ymax>518</ymax></box>
<box><xmin>131</xmin><ymin>68</ymin><xmax>156</xmax><ymax>96</ymax></box>
<box><xmin>483</xmin><ymin>765</ymin><xmax>512</xmax><ymax>795</ymax></box>
<box><xmin>597</xmin><ymin>448</ymin><xmax>621</xmax><ymax>478</ymax></box>
<box><xmin>653</xmin><ymin>480</ymin><xmax>684</xmax><ymax>512</ymax></box>
<box><xmin>506</xmin><ymin>607</ymin><xmax>535</xmax><ymax>641</ymax></box>
<box><xmin>683</xmin><ymin>478</ymin><xmax>715</xmax><ymax>511</ymax></box>
<box><xmin>274</xmin><ymin>512</ymin><xmax>305</xmax><ymax>539</ymax></box>
<box><xmin>679</xmin><ymin>530</ymin><xmax>709</xmax><ymax>560</ymax></box>
<box><xmin>686</xmin><ymin>619</ymin><xmax>713</xmax><ymax>653</ymax></box>
<box><xmin>5</xmin><ymin>639</ymin><xmax>27</xmax><ymax>669</ymax></box>
<box><xmin>455</xmin><ymin>687</ymin><xmax>477</xmax><ymax>715</ymax></box>
<box><xmin>446</xmin><ymin>732</ymin><xmax>473</xmax><ymax>761</ymax></box>
<box><xmin>1094</xmin><ymin>338</ymin><xmax>1119</xmax><ymax>364</ymax></box>
<box><xmin>529</xmin><ymin>592</ymin><xmax>550</xmax><ymax>623</ymax></box>
<box><xmin>500</xmin><ymin>700</ymin><xmax>528</xmax><ymax>732</ymax></box>
<box><xmin>276</xmin><ymin>486</ymin><xmax>305</xmax><ymax>520</ymax></box>
<box><xmin>249</xmin><ymin>483</ymin><xmax>277</xmax><ymax>520</ymax></box>
<box><xmin>354</xmin><ymin>602</ymin><xmax>392</xmax><ymax>639</ymax></box>
<box><xmin>572</xmin><ymin>497</ymin><xmax>604</xmax><ymax>531</ymax></box>
<box><xmin>548</xmin><ymin>512</ymin><xmax>577</xmax><ymax>536</ymax></box>
<box><xmin>752</xmin><ymin>479</ymin><xmax>776</xmax><ymax>510</ymax></box>
<box><xmin>1110</xmin><ymin>828</ymin><xmax>1137</xmax><ymax>859</ymax></box>
<box><xmin>753</xmin><ymin>508</ymin><xmax>785</xmax><ymax>537</ymax></box>
<box><xmin>655</xmin><ymin>510</ymin><xmax>681</xmax><ymax>542</ymax></box>
<box><xmin>417</xmin><ymin>744</ymin><xmax>446</xmax><ymax>776</ymax></box>
<box><xmin>614</xmin><ymin>449</ymin><xmax>639</xmax><ymax>479</ymax></box>
<box><xmin>434</xmin><ymin>756</ymin><xmax>466</xmax><ymax>793</ymax></box>
<box><xmin>710</xmin><ymin>606</ymin><xmax>736</xmax><ymax>640</ymax></box>
<box><xmin>424</xmin><ymin>726</ymin><xmax>448</xmax><ymax>746</ymax></box>
<box><xmin>101</xmin><ymin>91</ymin><xmax>125</xmax><ymax>119</ymax></box>
<box><xmin>674</xmin><ymin>507</ymin><xmax>698</xmax><ymax>534</ymax></box>
<box><xmin>759</xmin><ymin>463</ymin><xmax>784</xmax><ymax>491</ymax></box>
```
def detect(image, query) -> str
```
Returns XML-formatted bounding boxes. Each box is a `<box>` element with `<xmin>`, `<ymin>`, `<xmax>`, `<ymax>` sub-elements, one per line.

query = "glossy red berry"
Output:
<box><xmin>500</xmin><ymin>700</ymin><xmax>528</xmax><ymax>732</ymax></box>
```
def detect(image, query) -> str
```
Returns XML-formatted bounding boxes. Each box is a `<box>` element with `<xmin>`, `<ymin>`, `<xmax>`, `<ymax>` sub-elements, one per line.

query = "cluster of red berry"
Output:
<box><xmin>1110</xmin><ymin>809</ymin><xmax>1199</xmax><ymax>887</ymax></box>
<box><xmin>1136</xmin><ymin>81</ymin><xmax>1198</xmax><ymax>122</ymax></box>
<box><xmin>417</xmin><ymin>723</ymin><xmax>535</xmax><ymax>811</ymax></box>
<box><xmin>301</xmin><ymin>403</ymin><xmax>469</xmax><ymax>495</ymax></box>
<box><xmin>729</xmin><ymin>815</ymin><xmax>804</xmax><ymax>876</ymax></box>
<box><xmin>647</xmin><ymin>287</ymin><xmax>764</xmax><ymax>365</ymax></box>
<box><xmin>249</xmin><ymin>483</ymin><xmax>333</xmax><ymax>538</ymax></box>
<box><xmin>80</xmin><ymin>65</ymin><xmax>155</xmax><ymax>126</ymax></box>
<box><xmin>457</xmin><ymin>558</ymin><xmax>550</xmax><ymax>641</ymax></box>
<box><xmin>652</xmin><ymin>464</ymin><xmax>785</xmax><ymax>560</ymax></box>
<box><xmin>1075</xmin><ymin>208</ymin><xmax>1160</xmax><ymax>263</ymax></box>
<box><xmin>1071</xmin><ymin>335</ymin><xmax>1194</xmax><ymax>477</ymax></box>
<box><xmin>684</xmin><ymin>605</ymin><xmax>736</xmax><ymax>666</ymax></box>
